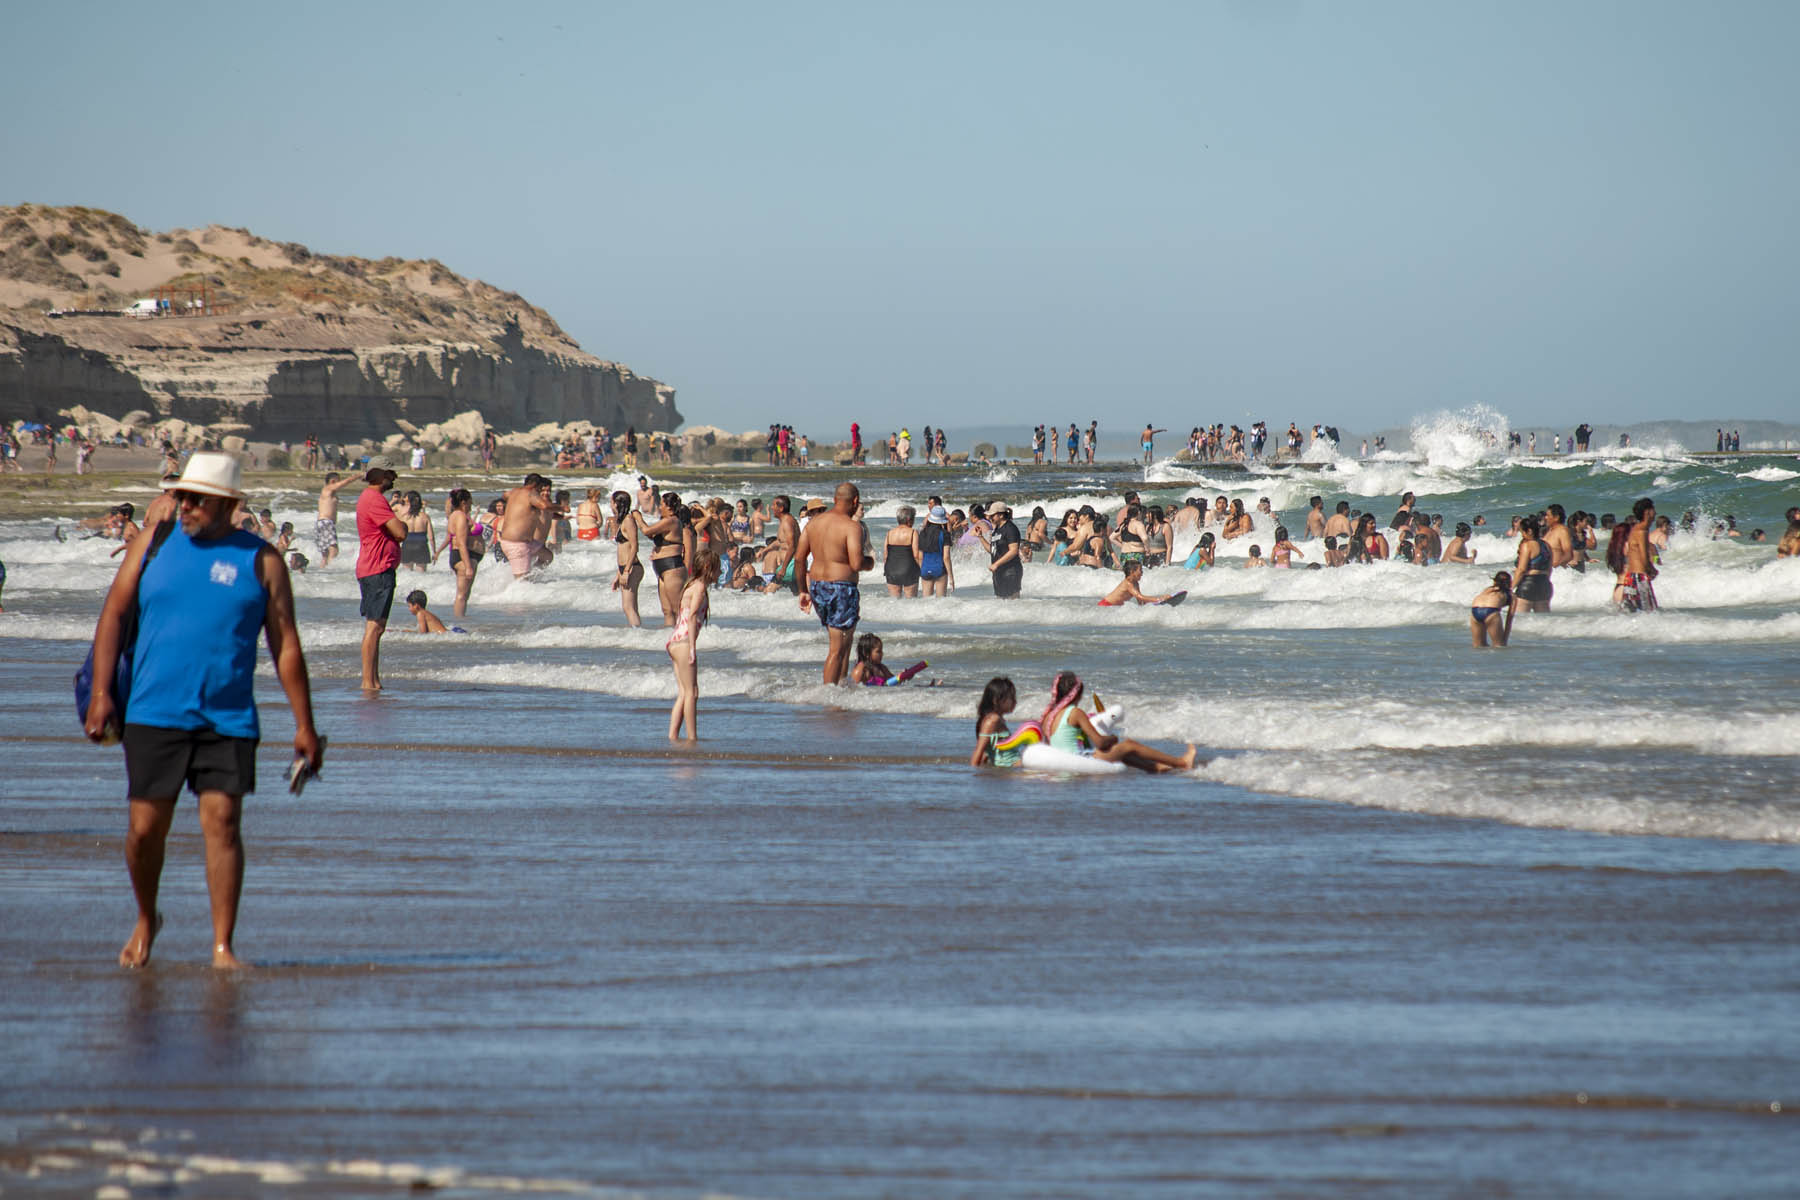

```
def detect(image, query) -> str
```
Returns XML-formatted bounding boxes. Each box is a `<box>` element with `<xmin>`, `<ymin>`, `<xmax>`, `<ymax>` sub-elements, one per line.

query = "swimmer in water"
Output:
<box><xmin>400</xmin><ymin>589</ymin><xmax>453</xmax><ymax>634</ymax></box>
<box><xmin>849</xmin><ymin>633</ymin><xmax>935</xmax><ymax>686</ymax></box>
<box><xmin>1469</xmin><ymin>571</ymin><xmax>1513</xmax><ymax>648</ymax></box>
<box><xmin>1269</xmin><ymin>526</ymin><xmax>1304</xmax><ymax>568</ymax></box>
<box><xmin>1098</xmin><ymin>561</ymin><xmax>1174</xmax><ymax>606</ymax></box>
<box><xmin>1244</xmin><ymin>545</ymin><xmax>1265</xmax><ymax>568</ymax></box>
<box><xmin>971</xmin><ymin>677</ymin><xmax>1021</xmax><ymax>766</ymax></box>
<box><xmin>1039</xmin><ymin>671</ymin><xmax>1198</xmax><ymax>773</ymax></box>
<box><xmin>1443</xmin><ymin>522</ymin><xmax>1477</xmax><ymax>565</ymax></box>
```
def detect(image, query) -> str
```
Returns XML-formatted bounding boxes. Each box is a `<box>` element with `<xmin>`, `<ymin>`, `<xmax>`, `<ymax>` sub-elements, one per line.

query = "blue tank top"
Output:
<box><xmin>127</xmin><ymin>527</ymin><xmax>269</xmax><ymax>738</ymax></box>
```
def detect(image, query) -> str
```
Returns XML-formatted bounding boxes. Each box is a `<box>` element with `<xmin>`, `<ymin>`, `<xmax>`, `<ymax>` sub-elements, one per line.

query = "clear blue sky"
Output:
<box><xmin>6</xmin><ymin>0</ymin><xmax>1797</xmax><ymax>434</ymax></box>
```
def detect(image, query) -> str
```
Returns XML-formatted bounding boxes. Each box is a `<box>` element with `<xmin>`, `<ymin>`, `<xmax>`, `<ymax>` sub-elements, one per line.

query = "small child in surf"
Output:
<box><xmin>401</xmin><ymin>590</ymin><xmax>465</xmax><ymax>634</ymax></box>
<box><xmin>850</xmin><ymin>633</ymin><xmax>935</xmax><ymax>686</ymax></box>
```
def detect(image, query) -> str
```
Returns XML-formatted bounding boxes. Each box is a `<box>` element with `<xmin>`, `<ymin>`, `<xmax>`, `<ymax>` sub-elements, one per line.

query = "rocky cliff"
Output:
<box><xmin>0</xmin><ymin>205</ymin><xmax>679</xmax><ymax>442</ymax></box>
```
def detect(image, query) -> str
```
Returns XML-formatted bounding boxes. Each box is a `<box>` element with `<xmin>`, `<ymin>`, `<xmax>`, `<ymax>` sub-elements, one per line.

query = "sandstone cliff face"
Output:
<box><xmin>0</xmin><ymin>205</ymin><xmax>680</xmax><ymax>440</ymax></box>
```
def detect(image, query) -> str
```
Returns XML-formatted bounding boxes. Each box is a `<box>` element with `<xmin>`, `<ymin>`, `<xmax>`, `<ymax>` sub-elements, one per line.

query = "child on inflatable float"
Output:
<box><xmin>972</xmin><ymin>672</ymin><xmax>1198</xmax><ymax>774</ymax></box>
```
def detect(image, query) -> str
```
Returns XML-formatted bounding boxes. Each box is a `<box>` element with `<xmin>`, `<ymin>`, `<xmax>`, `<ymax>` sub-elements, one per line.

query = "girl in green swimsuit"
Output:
<box><xmin>1039</xmin><ymin>671</ymin><xmax>1199</xmax><ymax>774</ymax></box>
<box><xmin>971</xmin><ymin>677</ymin><xmax>1022</xmax><ymax>767</ymax></box>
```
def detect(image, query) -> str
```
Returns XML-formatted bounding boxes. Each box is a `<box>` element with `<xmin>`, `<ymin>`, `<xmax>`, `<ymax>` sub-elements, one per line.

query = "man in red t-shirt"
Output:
<box><xmin>354</xmin><ymin>463</ymin><xmax>407</xmax><ymax>690</ymax></box>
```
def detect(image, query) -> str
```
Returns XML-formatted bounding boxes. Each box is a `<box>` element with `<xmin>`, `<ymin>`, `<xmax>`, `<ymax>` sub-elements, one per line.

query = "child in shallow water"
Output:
<box><xmin>401</xmin><ymin>590</ymin><xmax>463</xmax><ymax>634</ymax></box>
<box><xmin>850</xmin><ymin>633</ymin><xmax>934</xmax><ymax>686</ymax></box>
<box><xmin>1269</xmin><ymin>526</ymin><xmax>1304</xmax><ymax>568</ymax></box>
<box><xmin>666</xmin><ymin>549</ymin><xmax>720</xmax><ymax>741</ymax></box>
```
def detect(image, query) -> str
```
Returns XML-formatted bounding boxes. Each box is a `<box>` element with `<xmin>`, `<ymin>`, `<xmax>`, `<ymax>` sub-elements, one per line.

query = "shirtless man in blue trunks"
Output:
<box><xmin>795</xmin><ymin>481</ymin><xmax>873</xmax><ymax>685</ymax></box>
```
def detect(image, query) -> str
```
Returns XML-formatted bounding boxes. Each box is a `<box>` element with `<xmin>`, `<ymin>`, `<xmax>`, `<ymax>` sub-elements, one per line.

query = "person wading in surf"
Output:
<box><xmin>795</xmin><ymin>482</ymin><xmax>873</xmax><ymax>685</ymax></box>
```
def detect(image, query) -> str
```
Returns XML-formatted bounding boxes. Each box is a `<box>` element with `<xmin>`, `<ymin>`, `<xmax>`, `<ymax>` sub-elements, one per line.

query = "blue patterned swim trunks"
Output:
<box><xmin>809</xmin><ymin>579</ymin><xmax>861</xmax><ymax>630</ymax></box>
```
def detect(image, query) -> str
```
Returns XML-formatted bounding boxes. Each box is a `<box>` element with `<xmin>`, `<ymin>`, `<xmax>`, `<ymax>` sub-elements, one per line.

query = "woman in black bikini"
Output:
<box><xmin>1079</xmin><ymin>516</ymin><xmax>1113</xmax><ymax>569</ymax></box>
<box><xmin>1511</xmin><ymin>516</ymin><xmax>1553</xmax><ymax>613</ymax></box>
<box><xmin>641</xmin><ymin>491</ymin><xmax>692</xmax><ymax>627</ymax></box>
<box><xmin>610</xmin><ymin>490</ymin><xmax>646</xmax><ymax>628</ymax></box>
<box><xmin>444</xmin><ymin>488</ymin><xmax>479</xmax><ymax>619</ymax></box>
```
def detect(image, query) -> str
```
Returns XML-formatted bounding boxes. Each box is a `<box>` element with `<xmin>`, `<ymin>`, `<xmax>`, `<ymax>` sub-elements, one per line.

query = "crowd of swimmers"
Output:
<box><xmin>30</xmin><ymin>463</ymin><xmax>1800</xmax><ymax>760</ymax></box>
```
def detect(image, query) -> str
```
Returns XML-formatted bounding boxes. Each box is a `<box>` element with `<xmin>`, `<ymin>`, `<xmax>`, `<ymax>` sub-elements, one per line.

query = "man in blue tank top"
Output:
<box><xmin>84</xmin><ymin>452</ymin><xmax>321</xmax><ymax>970</ymax></box>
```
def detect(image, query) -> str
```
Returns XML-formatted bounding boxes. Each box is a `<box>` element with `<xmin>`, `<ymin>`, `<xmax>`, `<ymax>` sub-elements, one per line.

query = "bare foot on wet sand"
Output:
<box><xmin>119</xmin><ymin>912</ymin><xmax>163</xmax><ymax>968</ymax></box>
<box><xmin>211</xmin><ymin>943</ymin><xmax>248</xmax><ymax>970</ymax></box>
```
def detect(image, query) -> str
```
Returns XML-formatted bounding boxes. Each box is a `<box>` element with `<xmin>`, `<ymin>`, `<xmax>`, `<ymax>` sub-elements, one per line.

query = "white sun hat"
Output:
<box><xmin>165</xmin><ymin>451</ymin><xmax>245</xmax><ymax>500</ymax></box>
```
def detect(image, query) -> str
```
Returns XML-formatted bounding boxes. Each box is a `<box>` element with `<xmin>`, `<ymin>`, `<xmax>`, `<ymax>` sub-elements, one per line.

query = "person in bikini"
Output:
<box><xmin>642</xmin><ymin>491</ymin><xmax>694</xmax><ymax>626</ymax></box>
<box><xmin>1099</xmin><ymin>561</ymin><xmax>1175</xmax><ymax>606</ymax></box>
<box><xmin>1469</xmin><ymin>571</ymin><xmax>1512</xmax><ymax>647</ymax></box>
<box><xmin>1039</xmin><ymin>671</ymin><xmax>1197</xmax><ymax>773</ymax></box>
<box><xmin>665</xmin><ymin>548</ymin><xmax>719</xmax><ymax>741</ymax></box>
<box><xmin>441</xmin><ymin>488</ymin><xmax>480</xmax><ymax>618</ymax></box>
<box><xmin>575</xmin><ymin>488</ymin><xmax>604</xmax><ymax>540</ymax></box>
<box><xmin>610</xmin><ymin>490</ymin><xmax>647</xmax><ymax>627</ymax></box>
<box><xmin>1269</xmin><ymin>526</ymin><xmax>1304</xmax><ymax>567</ymax></box>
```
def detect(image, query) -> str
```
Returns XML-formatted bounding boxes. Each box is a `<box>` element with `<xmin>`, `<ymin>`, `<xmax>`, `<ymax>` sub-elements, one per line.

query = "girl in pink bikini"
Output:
<box><xmin>666</xmin><ymin>548</ymin><xmax>720</xmax><ymax>741</ymax></box>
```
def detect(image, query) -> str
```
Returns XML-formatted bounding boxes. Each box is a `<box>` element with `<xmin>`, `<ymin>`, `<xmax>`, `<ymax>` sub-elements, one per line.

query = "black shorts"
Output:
<box><xmin>1514</xmin><ymin>573</ymin><xmax>1553</xmax><ymax>603</ymax></box>
<box><xmin>123</xmin><ymin>723</ymin><xmax>258</xmax><ymax>798</ymax></box>
<box><xmin>359</xmin><ymin>569</ymin><xmax>397</xmax><ymax>622</ymax></box>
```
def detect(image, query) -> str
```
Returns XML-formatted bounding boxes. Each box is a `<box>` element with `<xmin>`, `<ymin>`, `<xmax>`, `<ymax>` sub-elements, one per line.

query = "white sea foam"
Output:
<box><xmin>1739</xmin><ymin>466</ymin><xmax>1799</xmax><ymax>482</ymax></box>
<box><xmin>1407</xmin><ymin>405</ymin><xmax>1512</xmax><ymax>469</ymax></box>
<box><xmin>1200</xmin><ymin>753</ymin><xmax>1800</xmax><ymax>843</ymax></box>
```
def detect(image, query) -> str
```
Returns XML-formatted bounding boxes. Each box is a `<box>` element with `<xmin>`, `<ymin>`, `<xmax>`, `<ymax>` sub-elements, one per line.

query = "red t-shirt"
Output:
<box><xmin>355</xmin><ymin>487</ymin><xmax>402</xmax><ymax>577</ymax></box>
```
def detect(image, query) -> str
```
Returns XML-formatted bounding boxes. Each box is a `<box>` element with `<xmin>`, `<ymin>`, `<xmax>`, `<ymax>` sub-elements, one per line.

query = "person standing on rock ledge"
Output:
<box><xmin>314</xmin><ymin>472</ymin><xmax>357</xmax><ymax>566</ymax></box>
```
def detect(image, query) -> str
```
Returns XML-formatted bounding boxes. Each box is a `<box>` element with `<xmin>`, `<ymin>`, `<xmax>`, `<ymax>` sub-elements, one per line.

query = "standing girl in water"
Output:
<box><xmin>610</xmin><ymin>490</ymin><xmax>646</xmax><ymax>628</ymax></box>
<box><xmin>666</xmin><ymin>548</ymin><xmax>719</xmax><ymax>741</ymax></box>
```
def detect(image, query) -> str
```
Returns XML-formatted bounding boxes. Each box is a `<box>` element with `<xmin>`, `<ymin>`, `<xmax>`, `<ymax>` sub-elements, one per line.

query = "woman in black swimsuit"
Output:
<box><xmin>642</xmin><ymin>491</ymin><xmax>693</xmax><ymax>627</ymax></box>
<box><xmin>1115</xmin><ymin>504</ymin><xmax>1146</xmax><ymax>566</ymax></box>
<box><xmin>885</xmin><ymin>505</ymin><xmax>921</xmax><ymax>598</ymax></box>
<box><xmin>1511</xmin><ymin>516</ymin><xmax>1553</xmax><ymax>613</ymax></box>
